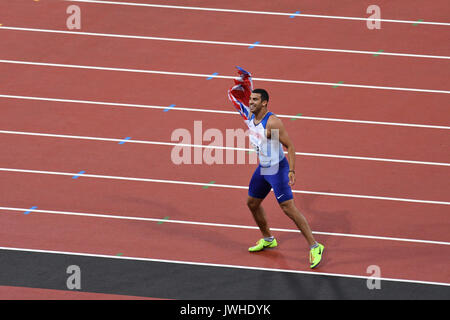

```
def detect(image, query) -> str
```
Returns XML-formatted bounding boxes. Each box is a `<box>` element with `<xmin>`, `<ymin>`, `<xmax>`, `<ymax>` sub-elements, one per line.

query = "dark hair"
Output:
<box><xmin>252</xmin><ymin>88</ymin><xmax>269</xmax><ymax>102</ymax></box>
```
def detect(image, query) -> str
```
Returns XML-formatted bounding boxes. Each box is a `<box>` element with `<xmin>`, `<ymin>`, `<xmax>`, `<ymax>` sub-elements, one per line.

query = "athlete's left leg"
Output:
<box><xmin>279</xmin><ymin>199</ymin><xmax>316</xmax><ymax>247</ymax></box>
<box><xmin>265</xmin><ymin>158</ymin><xmax>317</xmax><ymax>247</ymax></box>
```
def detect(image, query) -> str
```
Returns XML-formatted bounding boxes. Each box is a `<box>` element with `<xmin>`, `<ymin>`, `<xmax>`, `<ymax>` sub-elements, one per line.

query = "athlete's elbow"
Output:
<box><xmin>285</xmin><ymin>143</ymin><xmax>295</xmax><ymax>153</ymax></box>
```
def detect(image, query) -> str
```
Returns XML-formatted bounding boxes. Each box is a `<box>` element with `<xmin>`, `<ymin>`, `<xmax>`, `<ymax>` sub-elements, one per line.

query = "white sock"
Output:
<box><xmin>264</xmin><ymin>236</ymin><xmax>274</xmax><ymax>242</ymax></box>
<box><xmin>310</xmin><ymin>242</ymin><xmax>319</xmax><ymax>249</ymax></box>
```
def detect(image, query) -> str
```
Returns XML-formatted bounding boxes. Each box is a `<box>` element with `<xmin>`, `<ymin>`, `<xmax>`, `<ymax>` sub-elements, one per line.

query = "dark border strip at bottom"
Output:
<box><xmin>0</xmin><ymin>249</ymin><xmax>448</xmax><ymax>301</ymax></box>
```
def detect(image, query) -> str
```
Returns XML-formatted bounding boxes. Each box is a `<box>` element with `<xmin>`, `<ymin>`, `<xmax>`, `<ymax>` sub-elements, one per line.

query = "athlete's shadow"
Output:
<box><xmin>277</xmin><ymin>192</ymin><xmax>352</xmax><ymax>256</ymax></box>
<box><xmin>108</xmin><ymin>195</ymin><xmax>183</xmax><ymax>217</ymax></box>
<box><xmin>255</xmin><ymin>192</ymin><xmax>354</xmax><ymax>298</ymax></box>
<box><xmin>295</xmin><ymin>192</ymin><xmax>352</xmax><ymax>249</ymax></box>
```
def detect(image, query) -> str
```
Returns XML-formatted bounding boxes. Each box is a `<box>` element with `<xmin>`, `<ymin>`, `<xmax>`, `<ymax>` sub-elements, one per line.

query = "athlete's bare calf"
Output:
<box><xmin>247</xmin><ymin>196</ymin><xmax>316</xmax><ymax>247</ymax></box>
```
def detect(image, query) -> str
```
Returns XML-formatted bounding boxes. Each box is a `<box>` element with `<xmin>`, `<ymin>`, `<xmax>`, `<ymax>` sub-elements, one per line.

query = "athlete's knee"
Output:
<box><xmin>247</xmin><ymin>197</ymin><xmax>261</xmax><ymax>211</ymax></box>
<box><xmin>279</xmin><ymin>199</ymin><xmax>296</xmax><ymax>217</ymax></box>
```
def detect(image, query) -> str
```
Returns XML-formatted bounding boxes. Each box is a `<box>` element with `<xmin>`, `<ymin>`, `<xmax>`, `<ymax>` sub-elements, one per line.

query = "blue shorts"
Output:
<box><xmin>248</xmin><ymin>157</ymin><xmax>294</xmax><ymax>203</ymax></box>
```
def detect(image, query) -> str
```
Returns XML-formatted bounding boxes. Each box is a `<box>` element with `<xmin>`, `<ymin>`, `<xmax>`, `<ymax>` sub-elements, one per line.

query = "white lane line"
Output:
<box><xmin>0</xmin><ymin>246</ymin><xmax>449</xmax><ymax>287</ymax></box>
<box><xmin>0</xmin><ymin>167</ymin><xmax>449</xmax><ymax>206</ymax></box>
<box><xmin>1</xmin><ymin>129</ymin><xmax>449</xmax><ymax>167</ymax></box>
<box><xmin>1</xmin><ymin>59</ymin><xmax>449</xmax><ymax>94</ymax></box>
<box><xmin>1</xmin><ymin>206</ymin><xmax>448</xmax><ymax>246</ymax></box>
<box><xmin>1</xmin><ymin>26</ymin><xmax>449</xmax><ymax>60</ymax></box>
<box><xmin>66</xmin><ymin>0</ymin><xmax>450</xmax><ymax>27</ymax></box>
<box><xmin>1</xmin><ymin>94</ymin><xmax>449</xmax><ymax>130</ymax></box>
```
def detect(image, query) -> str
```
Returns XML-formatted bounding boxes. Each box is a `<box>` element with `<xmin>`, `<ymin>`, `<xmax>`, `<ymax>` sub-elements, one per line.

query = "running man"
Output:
<box><xmin>228</xmin><ymin>66</ymin><xmax>324</xmax><ymax>269</ymax></box>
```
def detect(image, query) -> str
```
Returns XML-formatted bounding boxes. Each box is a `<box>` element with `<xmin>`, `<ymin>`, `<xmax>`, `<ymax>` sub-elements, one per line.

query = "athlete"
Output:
<box><xmin>228</xmin><ymin>66</ymin><xmax>324</xmax><ymax>269</ymax></box>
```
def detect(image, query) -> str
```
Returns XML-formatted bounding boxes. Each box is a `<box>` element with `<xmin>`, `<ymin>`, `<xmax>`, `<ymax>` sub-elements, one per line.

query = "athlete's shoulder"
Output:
<box><xmin>266</xmin><ymin>113</ymin><xmax>284</xmax><ymax>129</ymax></box>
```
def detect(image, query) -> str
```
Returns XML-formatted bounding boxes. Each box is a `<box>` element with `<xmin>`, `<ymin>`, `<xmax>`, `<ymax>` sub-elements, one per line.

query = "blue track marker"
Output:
<box><xmin>118</xmin><ymin>137</ymin><xmax>132</xmax><ymax>144</ymax></box>
<box><xmin>163</xmin><ymin>104</ymin><xmax>176</xmax><ymax>112</ymax></box>
<box><xmin>72</xmin><ymin>171</ymin><xmax>85</xmax><ymax>179</ymax></box>
<box><xmin>290</xmin><ymin>11</ymin><xmax>301</xmax><ymax>18</ymax></box>
<box><xmin>206</xmin><ymin>72</ymin><xmax>219</xmax><ymax>80</ymax></box>
<box><xmin>24</xmin><ymin>206</ymin><xmax>38</xmax><ymax>215</ymax></box>
<box><xmin>248</xmin><ymin>41</ymin><xmax>260</xmax><ymax>49</ymax></box>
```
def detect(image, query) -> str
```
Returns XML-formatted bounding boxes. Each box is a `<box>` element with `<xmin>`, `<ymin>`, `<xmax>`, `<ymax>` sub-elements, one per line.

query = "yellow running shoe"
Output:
<box><xmin>309</xmin><ymin>243</ymin><xmax>325</xmax><ymax>269</ymax></box>
<box><xmin>248</xmin><ymin>238</ymin><xmax>278</xmax><ymax>252</ymax></box>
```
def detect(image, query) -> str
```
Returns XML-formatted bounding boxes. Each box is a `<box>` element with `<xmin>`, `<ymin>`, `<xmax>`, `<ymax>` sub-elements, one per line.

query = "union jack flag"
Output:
<box><xmin>227</xmin><ymin>66</ymin><xmax>253</xmax><ymax>120</ymax></box>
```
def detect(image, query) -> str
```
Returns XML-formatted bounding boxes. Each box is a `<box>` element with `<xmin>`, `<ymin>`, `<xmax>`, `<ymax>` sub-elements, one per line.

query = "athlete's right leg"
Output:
<box><xmin>247</xmin><ymin>165</ymin><xmax>272</xmax><ymax>238</ymax></box>
<box><xmin>247</xmin><ymin>196</ymin><xmax>271</xmax><ymax>238</ymax></box>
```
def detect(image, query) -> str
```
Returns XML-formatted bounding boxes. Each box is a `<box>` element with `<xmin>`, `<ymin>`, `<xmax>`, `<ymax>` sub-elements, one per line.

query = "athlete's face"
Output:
<box><xmin>249</xmin><ymin>93</ymin><xmax>267</xmax><ymax>113</ymax></box>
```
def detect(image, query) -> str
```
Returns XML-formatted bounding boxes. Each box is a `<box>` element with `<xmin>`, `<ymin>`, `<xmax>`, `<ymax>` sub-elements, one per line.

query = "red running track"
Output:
<box><xmin>1</xmin><ymin>199</ymin><xmax>449</xmax><ymax>284</ymax></box>
<box><xmin>0</xmin><ymin>285</ymin><xmax>157</xmax><ymax>300</ymax></box>
<box><xmin>0</xmin><ymin>163</ymin><xmax>449</xmax><ymax>244</ymax></box>
<box><xmin>0</xmin><ymin>28</ymin><xmax>448</xmax><ymax>91</ymax></box>
<box><xmin>1</xmin><ymin>0</ymin><xmax>449</xmax><ymax>56</ymax></box>
<box><xmin>84</xmin><ymin>0</ymin><xmax>449</xmax><ymax>23</ymax></box>
<box><xmin>0</xmin><ymin>88</ymin><xmax>449</xmax><ymax>164</ymax></box>
<box><xmin>0</xmin><ymin>133</ymin><xmax>449</xmax><ymax>206</ymax></box>
<box><xmin>0</xmin><ymin>63</ymin><xmax>449</xmax><ymax>129</ymax></box>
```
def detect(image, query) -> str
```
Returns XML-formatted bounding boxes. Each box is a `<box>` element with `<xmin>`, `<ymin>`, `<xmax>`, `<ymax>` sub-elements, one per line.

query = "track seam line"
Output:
<box><xmin>0</xmin><ymin>129</ymin><xmax>448</xmax><ymax>167</ymax></box>
<box><xmin>0</xmin><ymin>167</ymin><xmax>448</xmax><ymax>205</ymax></box>
<box><xmin>0</xmin><ymin>206</ymin><xmax>448</xmax><ymax>246</ymax></box>
<box><xmin>1</xmin><ymin>26</ymin><xmax>449</xmax><ymax>60</ymax></box>
<box><xmin>66</xmin><ymin>0</ymin><xmax>450</xmax><ymax>26</ymax></box>
<box><xmin>1</xmin><ymin>59</ymin><xmax>449</xmax><ymax>94</ymax></box>
<box><xmin>0</xmin><ymin>246</ymin><xmax>448</xmax><ymax>287</ymax></box>
<box><xmin>1</xmin><ymin>94</ymin><xmax>448</xmax><ymax>130</ymax></box>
